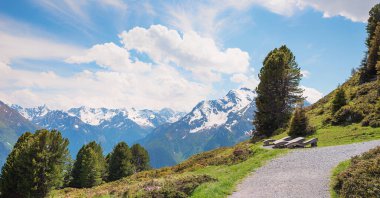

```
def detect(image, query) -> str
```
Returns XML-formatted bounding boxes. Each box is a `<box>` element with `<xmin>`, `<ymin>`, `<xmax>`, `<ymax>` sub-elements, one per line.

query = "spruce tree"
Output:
<box><xmin>288</xmin><ymin>106</ymin><xmax>309</xmax><ymax>137</ymax></box>
<box><xmin>253</xmin><ymin>45</ymin><xmax>303</xmax><ymax>138</ymax></box>
<box><xmin>107</xmin><ymin>142</ymin><xmax>135</xmax><ymax>182</ymax></box>
<box><xmin>0</xmin><ymin>130</ymin><xmax>69</xmax><ymax>197</ymax></box>
<box><xmin>71</xmin><ymin>141</ymin><xmax>106</xmax><ymax>188</ymax></box>
<box><xmin>366</xmin><ymin>22</ymin><xmax>380</xmax><ymax>78</ymax></box>
<box><xmin>331</xmin><ymin>87</ymin><xmax>346</xmax><ymax>114</ymax></box>
<box><xmin>131</xmin><ymin>144</ymin><xmax>150</xmax><ymax>172</ymax></box>
<box><xmin>360</xmin><ymin>3</ymin><xmax>380</xmax><ymax>83</ymax></box>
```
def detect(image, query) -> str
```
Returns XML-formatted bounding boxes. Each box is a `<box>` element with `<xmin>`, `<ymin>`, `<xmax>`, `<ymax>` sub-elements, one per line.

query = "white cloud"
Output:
<box><xmin>164</xmin><ymin>0</ymin><xmax>377</xmax><ymax>37</ymax></box>
<box><xmin>0</xmin><ymin>60</ymin><xmax>211</xmax><ymax>111</ymax></box>
<box><xmin>301</xmin><ymin>70</ymin><xmax>311</xmax><ymax>78</ymax></box>
<box><xmin>0</xmin><ymin>21</ymin><xmax>253</xmax><ymax>111</ymax></box>
<box><xmin>230</xmin><ymin>73</ymin><xmax>249</xmax><ymax>83</ymax></box>
<box><xmin>0</xmin><ymin>32</ymin><xmax>84</xmax><ymax>62</ymax></box>
<box><xmin>66</xmin><ymin>42</ymin><xmax>151</xmax><ymax>73</ymax></box>
<box><xmin>301</xmin><ymin>85</ymin><xmax>323</xmax><ymax>103</ymax></box>
<box><xmin>298</xmin><ymin>0</ymin><xmax>378</xmax><ymax>22</ymax></box>
<box><xmin>119</xmin><ymin>25</ymin><xmax>250</xmax><ymax>82</ymax></box>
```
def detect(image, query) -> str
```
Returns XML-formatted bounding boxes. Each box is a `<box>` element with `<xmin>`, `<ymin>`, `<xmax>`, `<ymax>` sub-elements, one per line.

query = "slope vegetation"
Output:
<box><xmin>304</xmin><ymin>74</ymin><xmax>380</xmax><ymax>146</ymax></box>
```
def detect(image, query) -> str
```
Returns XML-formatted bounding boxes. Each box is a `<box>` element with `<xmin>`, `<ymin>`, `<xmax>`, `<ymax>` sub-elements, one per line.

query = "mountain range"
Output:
<box><xmin>10</xmin><ymin>105</ymin><xmax>185</xmax><ymax>156</ymax></box>
<box><xmin>1</xmin><ymin>87</ymin><xmax>257</xmax><ymax>168</ymax></box>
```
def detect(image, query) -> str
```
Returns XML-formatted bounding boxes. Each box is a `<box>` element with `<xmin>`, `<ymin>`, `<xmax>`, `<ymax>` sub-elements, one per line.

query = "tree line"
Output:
<box><xmin>0</xmin><ymin>129</ymin><xmax>150</xmax><ymax>198</ymax></box>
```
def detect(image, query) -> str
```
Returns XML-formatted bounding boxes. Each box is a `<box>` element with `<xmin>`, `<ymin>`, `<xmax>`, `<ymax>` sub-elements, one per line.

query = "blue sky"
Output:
<box><xmin>0</xmin><ymin>0</ymin><xmax>377</xmax><ymax>111</ymax></box>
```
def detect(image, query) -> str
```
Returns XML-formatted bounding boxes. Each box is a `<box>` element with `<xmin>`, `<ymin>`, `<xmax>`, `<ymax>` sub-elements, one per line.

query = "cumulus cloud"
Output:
<box><xmin>119</xmin><ymin>25</ymin><xmax>250</xmax><ymax>82</ymax></box>
<box><xmin>66</xmin><ymin>42</ymin><xmax>151</xmax><ymax>73</ymax></box>
<box><xmin>301</xmin><ymin>85</ymin><xmax>324</xmax><ymax>103</ymax></box>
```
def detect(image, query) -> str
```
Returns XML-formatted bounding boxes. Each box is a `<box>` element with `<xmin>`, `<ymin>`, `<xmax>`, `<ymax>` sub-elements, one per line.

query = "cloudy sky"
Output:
<box><xmin>0</xmin><ymin>0</ymin><xmax>377</xmax><ymax>111</ymax></box>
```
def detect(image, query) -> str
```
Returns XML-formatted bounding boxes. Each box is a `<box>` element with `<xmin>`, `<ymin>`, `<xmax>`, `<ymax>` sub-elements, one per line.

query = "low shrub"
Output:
<box><xmin>333</xmin><ymin>146</ymin><xmax>380</xmax><ymax>197</ymax></box>
<box><xmin>143</xmin><ymin>174</ymin><xmax>216</xmax><ymax>198</ymax></box>
<box><xmin>331</xmin><ymin>106</ymin><xmax>364</xmax><ymax>125</ymax></box>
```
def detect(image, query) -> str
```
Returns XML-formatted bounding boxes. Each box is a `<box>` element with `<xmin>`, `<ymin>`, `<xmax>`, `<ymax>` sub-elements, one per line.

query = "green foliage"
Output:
<box><xmin>0</xmin><ymin>129</ymin><xmax>69</xmax><ymax>197</ymax></box>
<box><xmin>131</xmin><ymin>144</ymin><xmax>150</xmax><ymax>172</ymax></box>
<box><xmin>71</xmin><ymin>141</ymin><xmax>106</xmax><ymax>188</ymax></box>
<box><xmin>331</xmin><ymin>106</ymin><xmax>364</xmax><ymax>125</ymax></box>
<box><xmin>359</xmin><ymin>3</ymin><xmax>380</xmax><ymax>83</ymax></box>
<box><xmin>288</xmin><ymin>107</ymin><xmax>313</xmax><ymax>137</ymax></box>
<box><xmin>331</xmin><ymin>87</ymin><xmax>346</xmax><ymax>114</ymax></box>
<box><xmin>108</xmin><ymin>142</ymin><xmax>135</xmax><ymax>182</ymax></box>
<box><xmin>333</xmin><ymin>146</ymin><xmax>380</xmax><ymax>197</ymax></box>
<box><xmin>254</xmin><ymin>45</ymin><xmax>303</xmax><ymax>137</ymax></box>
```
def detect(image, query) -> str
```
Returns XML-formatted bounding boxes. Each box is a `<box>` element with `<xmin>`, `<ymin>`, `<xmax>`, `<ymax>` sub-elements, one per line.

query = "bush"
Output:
<box><xmin>333</xmin><ymin>146</ymin><xmax>380</xmax><ymax>197</ymax></box>
<box><xmin>331</xmin><ymin>106</ymin><xmax>364</xmax><ymax>125</ymax></box>
<box><xmin>143</xmin><ymin>175</ymin><xmax>216</xmax><ymax>198</ymax></box>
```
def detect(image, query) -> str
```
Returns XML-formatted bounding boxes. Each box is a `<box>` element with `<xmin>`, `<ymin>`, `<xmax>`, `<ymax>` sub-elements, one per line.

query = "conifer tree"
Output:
<box><xmin>288</xmin><ymin>106</ymin><xmax>309</xmax><ymax>137</ymax></box>
<box><xmin>71</xmin><ymin>141</ymin><xmax>106</xmax><ymax>188</ymax></box>
<box><xmin>366</xmin><ymin>22</ymin><xmax>380</xmax><ymax>78</ymax></box>
<box><xmin>253</xmin><ymin>45</ymin><xmax>303</xmax><ymax>138</ymax></box>
<box><xmin>360</xmin><ymin>4</ymin><xmax>380</xmax><ymax>83</ymax></box>
<box><xmin>331</xmin><ymin>87</ymin><xmax>346</xmax><ymax>114</ymax></box>
<box><xmin>107</xmin><ymin>142</ymin><xmax>135</xmax><ymax>182</ymax></box>
<box><xmin>131</xmin><ymin>144</ymin><xmax>150</xmax><ymax>172</ymax></box>
<box><xmin>0</xmin><ymin>130</ymin><xmax>69</xmax><ymax>197</ymax></box>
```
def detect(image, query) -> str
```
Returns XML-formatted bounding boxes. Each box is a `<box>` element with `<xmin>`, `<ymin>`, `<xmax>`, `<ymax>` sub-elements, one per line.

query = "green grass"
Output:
<box><xmin>307</xmin><ymin>124</ymin><xmax>380</xmax><ymax>147</ymax></box>
<box><xmin>191</xmin><ymin>147</ymin><xmax>286</xmax><ymax>197</ymax></box>
<box><xmin>330</xmin><ymin>160</ymin><xmax>351</xmax><ymax>198</ymax></box>
<box><xmin>51</xmin><ymin>142</ymin><xmax>287</xmax><ymax>198</ymax></box>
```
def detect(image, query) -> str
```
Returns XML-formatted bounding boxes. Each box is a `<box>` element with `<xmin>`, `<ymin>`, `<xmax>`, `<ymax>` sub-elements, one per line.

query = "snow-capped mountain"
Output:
<box><xmin>11</xmin><ymin>104</ymin><xmax>50</xmax><ymax>121</ymax></box>
<box><xmin>11</xmin><ymin>105</ymin><xmax>186</xmax><ymax>157</ymax></box>
<box><xmin>139</xmin><ymin>87</ymin><xmax>256</xmax><ymax>168</ymax></box>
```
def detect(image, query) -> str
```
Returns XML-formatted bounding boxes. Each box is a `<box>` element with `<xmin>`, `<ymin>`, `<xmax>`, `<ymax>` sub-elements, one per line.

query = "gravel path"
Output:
<box><xmin>230</xmin><ymin>140</ymin><xmax>380</xmax><ymax>198</ymax></box>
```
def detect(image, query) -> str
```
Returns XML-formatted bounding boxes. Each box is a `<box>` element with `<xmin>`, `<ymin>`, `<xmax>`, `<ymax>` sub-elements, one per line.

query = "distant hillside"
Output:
<box><xmin>139</xmin><ymin>88</ymin><xmax>256</xmax><ymax>168</ymax></box>
<box><xmin>0</xmin><ymin>101</ymin><xmax>37</xmax><ymax>166</ymax></box>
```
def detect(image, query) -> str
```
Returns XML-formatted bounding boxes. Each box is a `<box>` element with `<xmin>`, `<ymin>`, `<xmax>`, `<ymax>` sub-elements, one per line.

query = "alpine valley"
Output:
<box><xmin>1</xmin><ymin>87</ymin><xmax>261</xmax><ymax>168</ymax></box>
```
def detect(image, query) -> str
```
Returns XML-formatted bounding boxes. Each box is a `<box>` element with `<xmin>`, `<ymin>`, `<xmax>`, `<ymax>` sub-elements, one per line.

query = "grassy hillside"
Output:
<box><xmin>270</xmin><ymin>73</ymin><xmax>380</xmax><ymax>146</ymax></box>
<box><xmin>304</xmin><ymin>73</ymin><xmax>380</xmax><ymax>145</ymax></box>
<box><xmin>50</xmin><ymin>141</ymin><xmax>286</xmax><ymax>197</ymax></box>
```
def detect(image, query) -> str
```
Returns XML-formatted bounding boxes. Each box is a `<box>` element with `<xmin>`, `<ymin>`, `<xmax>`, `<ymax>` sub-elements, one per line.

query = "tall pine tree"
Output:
<box><xmin>131</xmin><ymin>144</ymin><xmax>150</xmax><ymax>172</ymax></box>
<box><xmin>253</xmin><ymin>45</ymin><xmax>303</xmax><ymax>138</ymax></box>
<box><xmin>0</xmin><ymin>130</ymin><xmax>69</xmax><ymax>197</ymax></box>
<box><xmin>366</xmin><ymin>22</ymin><xmax>380</xmax><ymax>78</ymax></box>
<box><xmin>107</xmin><ymin>142</ymin><xmax>135</xmax><ymax>182</ymax></box>
<box><xmin>70</xmin><ymin>141</ymin><xmax>106</xmax><ymax>188</ymax></box>
<box><xmin>360</xmin><ymin>3</ymin><xmax>380</xmax><ymax>83</ymax></box>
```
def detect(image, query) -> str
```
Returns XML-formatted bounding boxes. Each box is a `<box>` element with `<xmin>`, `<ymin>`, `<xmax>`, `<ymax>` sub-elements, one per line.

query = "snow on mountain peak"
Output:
<box><xmin>188</xmin><ymin>87</ymin><xmax>255</xmax><ymax>133</ymax></box>
<box><xmin>68</xmin><ymin>107</ymin><xmax>118</xmax><ymax>126</ymax></box>
<box><xmin>11</xmin><ymin>104</ymin><xmax>51</xmax><ymax>121</ymax></box>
